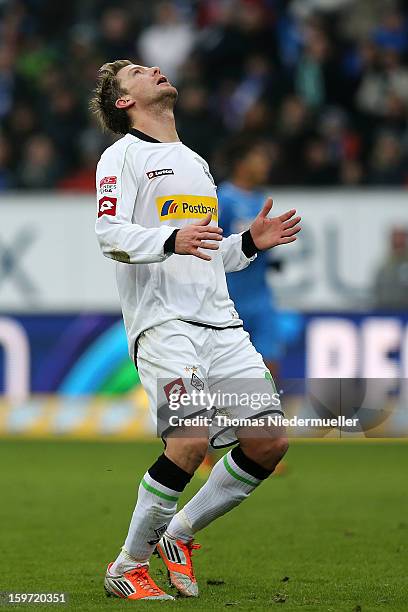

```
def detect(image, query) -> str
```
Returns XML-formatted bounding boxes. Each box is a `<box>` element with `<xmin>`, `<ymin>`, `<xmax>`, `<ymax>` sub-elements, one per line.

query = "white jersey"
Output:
<box><xmin>95</xmin><ymin>130</ymin><xmax>256</xmax><ymax>358</ymax></box>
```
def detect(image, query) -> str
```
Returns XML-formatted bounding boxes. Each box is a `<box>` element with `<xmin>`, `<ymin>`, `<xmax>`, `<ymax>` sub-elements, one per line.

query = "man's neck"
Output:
<box><xmin>131</xmin><ymin>107</ymin><xmax>179</xmax><ymax>143</ymax></box>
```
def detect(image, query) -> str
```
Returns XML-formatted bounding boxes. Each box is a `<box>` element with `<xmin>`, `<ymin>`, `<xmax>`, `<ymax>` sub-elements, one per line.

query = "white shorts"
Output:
<box><xmin>136</xmin><ymin>320</ymin><xmax>283</xmax><ymax>448</ymax></box>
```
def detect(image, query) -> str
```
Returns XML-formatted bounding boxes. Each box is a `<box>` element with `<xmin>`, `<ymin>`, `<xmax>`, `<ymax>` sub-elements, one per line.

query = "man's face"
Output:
<box><xmin>242</xmin><ymin>145</ymin><xmax>272</xmax><ymax>185</ymax></box>
<box><xmin>116</xmin><ymin>64</ymin><xmax>178</xmax><ymax>110</ymax></box>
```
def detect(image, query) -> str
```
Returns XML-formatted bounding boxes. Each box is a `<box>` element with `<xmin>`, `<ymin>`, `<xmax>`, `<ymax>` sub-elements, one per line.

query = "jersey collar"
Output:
<box><xmin>129</xmin><ymin>128</ymin><xmax>161</xmax><ymax>143</ymax></box>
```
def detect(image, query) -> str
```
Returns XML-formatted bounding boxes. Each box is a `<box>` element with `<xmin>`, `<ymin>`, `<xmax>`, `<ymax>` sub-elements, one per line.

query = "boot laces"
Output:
<box><xmin>184</xmin><ymin>541</ymin><xmax>201</xmax><ymax>581</ymax></box>
<box><xmin>128</xmin><ymin>566</ymin><xmax>162</xmax><ymax>596</ymax></box>
<box><xmin>186</xmin><ymin>541</ymin><xmax>201</xmax><ymax>554</ymax></box>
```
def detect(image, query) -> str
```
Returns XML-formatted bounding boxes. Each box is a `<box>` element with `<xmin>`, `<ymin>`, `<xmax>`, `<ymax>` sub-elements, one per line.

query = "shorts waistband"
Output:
<box><xmin>182</xmin><ymin>320</ymin><xmax>243</xmax><ymax>331</ymax></box>
<box><xmin>133</xmin><ymin>319</ymin><xmax>243</xmax><ymax>365</ymax></box>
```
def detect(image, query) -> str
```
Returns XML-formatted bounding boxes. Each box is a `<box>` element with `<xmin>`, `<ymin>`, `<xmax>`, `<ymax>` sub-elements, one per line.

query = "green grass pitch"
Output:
<box><xmin>0</xmin><ymin>439</ymin><xmax>407</xmax><ymax>611</ymax></box>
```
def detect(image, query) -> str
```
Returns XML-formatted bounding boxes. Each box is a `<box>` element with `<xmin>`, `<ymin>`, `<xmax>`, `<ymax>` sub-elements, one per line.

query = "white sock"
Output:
<box><xmin>108</xmin><ymin>548</ymin><xmax>148</xmax><ymax>575</ymax></box>
<box><xmin>110</xmin><ymin>471</ymin><xmax>181</xmax><ymax>574</ymax></box>
<box><xmin>167</xmin><ymin>450</ymin><xmax>263</xmax><ymax>541</ymax></box>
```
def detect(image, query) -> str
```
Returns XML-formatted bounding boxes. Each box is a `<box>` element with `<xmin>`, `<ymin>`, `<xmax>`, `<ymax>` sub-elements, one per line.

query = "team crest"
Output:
<box><xmin>191</xmin><ymin>372</ymin><xmax>205</xmax><ymax>391</ymax></box>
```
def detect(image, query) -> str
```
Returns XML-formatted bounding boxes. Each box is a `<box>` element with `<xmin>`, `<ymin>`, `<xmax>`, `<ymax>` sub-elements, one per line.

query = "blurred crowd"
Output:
<box><xmin>1</xmin><ymin>0</ymin><xmax>408</xmax><ymax>191</ymax></box>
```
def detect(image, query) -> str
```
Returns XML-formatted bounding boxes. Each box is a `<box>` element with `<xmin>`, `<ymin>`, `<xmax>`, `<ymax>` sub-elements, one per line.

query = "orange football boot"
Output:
<box><xmin>104</xmin><ymin>562</ymin><xmax>174</xmax><ymax>600</ymax></box>
<box><xmin>156</xmin><ymin>534</ymin><xmax>201</xmax><ymax>597</ymax></box>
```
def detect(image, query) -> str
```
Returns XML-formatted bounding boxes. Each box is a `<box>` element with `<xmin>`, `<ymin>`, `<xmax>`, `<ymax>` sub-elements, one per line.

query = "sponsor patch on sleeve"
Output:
<box><xmin>98</xmin><ymin>196</ymin><xmax>117</xmax><ymax>218</ymax></box>
<box><xmin>99</xmin><ymin>176</ymin><xmax>117</xmax><ymax>194</ymax></box>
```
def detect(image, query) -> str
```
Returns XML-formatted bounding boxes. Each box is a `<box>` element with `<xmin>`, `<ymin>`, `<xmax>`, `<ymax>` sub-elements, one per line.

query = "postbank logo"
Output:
<box><xmin>156</xmin><ymin>195</ymin><xmax>218</xmax><ymax>221</ymax></box>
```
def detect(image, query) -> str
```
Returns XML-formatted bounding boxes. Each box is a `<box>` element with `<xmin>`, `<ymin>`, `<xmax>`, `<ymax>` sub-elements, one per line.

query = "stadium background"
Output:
<box><xmin>1</xmin><ymin>2</ymin><xmax>408</xmax><ymax>610</ymax></box>
<box><xmin>1</xmin><ymin>0</ymin><xmax>408</xmax><ymax>437</ymax></box>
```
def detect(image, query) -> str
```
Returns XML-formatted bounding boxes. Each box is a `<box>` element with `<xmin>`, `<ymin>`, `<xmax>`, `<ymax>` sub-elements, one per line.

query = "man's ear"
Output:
<box><xmin>115</xmin><ymin>98</ymin><xmax>135</xmax><ymax>110</ymax></box>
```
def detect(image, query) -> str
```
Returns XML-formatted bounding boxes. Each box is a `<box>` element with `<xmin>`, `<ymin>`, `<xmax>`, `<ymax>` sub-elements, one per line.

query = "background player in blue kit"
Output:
<box><xmin>219</xmin><ymin>139</ymin><xmax>283</xmax><ymax>375</ymax></box>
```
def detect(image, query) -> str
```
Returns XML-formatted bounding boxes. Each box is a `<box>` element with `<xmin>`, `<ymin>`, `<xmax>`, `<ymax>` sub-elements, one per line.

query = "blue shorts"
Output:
<box><xmin>238</xmin><ymin>302</ymin><xmax>281</xmax><ymax>361</ymax></box>
<box><xmin>237</xmin><ymin>302</ymin><xmax>303</xmax><ymax>362</ymax></box>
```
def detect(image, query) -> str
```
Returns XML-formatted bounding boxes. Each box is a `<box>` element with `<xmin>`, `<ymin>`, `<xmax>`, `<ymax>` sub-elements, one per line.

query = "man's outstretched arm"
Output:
<box><xmin>220</xmin><ymin>197</ymin><xmax>301</xmax><ymax>273</ymax></box>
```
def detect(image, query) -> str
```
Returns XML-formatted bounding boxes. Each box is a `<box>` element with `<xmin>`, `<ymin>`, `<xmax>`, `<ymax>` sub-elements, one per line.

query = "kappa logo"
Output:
<box><xmin>164</xmin><ymin>378</ymin><xmax>187</xmax><ymax>402</ymax></box>
<box><xmin>156</xmin><ymin>195</ymin><xmax>218</xmax><ymax>221</ymax></box>
<box><xmin>98</xmin><ymin>196</ymin><xmax>117</xmax><ymax>218</ymax></box>
<box><xmin>146</xmin><ymin>168</ymin><xmax>174</xmax><ymax>180</ymax></box>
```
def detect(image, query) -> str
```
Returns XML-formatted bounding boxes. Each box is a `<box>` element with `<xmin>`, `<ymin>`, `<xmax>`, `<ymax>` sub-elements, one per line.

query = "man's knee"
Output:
<box><xmin>272</xmin><ymin>436</ymin><xmax>289</xmax><ymax>461</ymax></box>
<box><xmin>254</xmin><ymin>436</ymin><xmax>289</xmax><ymax>462</ymax></box>
<box><xmin>240</xmin><ymin>436</ymin><xmax>289</xmax><ymax>471</ymax></box>
<box><xmin>165</xmin><ymin>437</ymin><xmax>208</xmax><ymax>474</ymax></box>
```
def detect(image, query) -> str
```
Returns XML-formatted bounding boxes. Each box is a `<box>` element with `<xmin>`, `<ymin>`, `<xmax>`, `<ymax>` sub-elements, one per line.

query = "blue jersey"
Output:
<box><xmin>218</xmin><ymin>181</ymin><xmax>281</xmax><ymax>360</ymax></box>
<box><xmin>218</xmin><ymin>181</ymin><xmax>272</xmax><ymax>308</ymax></box>
<box><xmin>218</xmin><ymin>181</ymin><xmax>302</xmax><ymax>362</ymax></box>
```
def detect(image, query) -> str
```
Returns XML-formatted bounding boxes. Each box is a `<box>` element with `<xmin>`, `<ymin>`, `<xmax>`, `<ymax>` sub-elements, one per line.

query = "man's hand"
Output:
<box><xmin>250</xmin><ymin>197</ymin><xmax>301</xmax><ymax>250</ymax></box>
<box><xmin>175</xmin><ymin>213</ymin><xmax>223</xmax><ymax>261</ymax></box>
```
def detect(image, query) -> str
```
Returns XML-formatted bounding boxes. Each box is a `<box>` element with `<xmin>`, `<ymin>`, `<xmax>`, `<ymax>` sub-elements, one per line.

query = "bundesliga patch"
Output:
<box><xmin>156</xmin><ymin>194</ymin><xmax>218</xmax><ymax>221</ymax></box>
<box><xmin>99</xmin><ymin>176</ymin><xmax>117</xmax><ymax>194</ymax></box>
<box><xmin>98</xmin><ymin>196</ymin><xmax>117</xmax><ymax>218</ymax></box>
<box><xmin>146</xmin><ymin>168</ymin><xmax>174</xmax><ymax>180</ymax></box>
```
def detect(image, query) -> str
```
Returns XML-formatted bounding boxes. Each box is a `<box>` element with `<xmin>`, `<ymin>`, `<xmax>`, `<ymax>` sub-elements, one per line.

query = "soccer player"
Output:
<box><xmin>91</xmin><ymin>61</ymin><xmax>301</xmax><ymax>602</ymax></box>
<box><xmin>219</xmin><ymin>139</ymin><xmax>282</xmax><ymax>376</ymax></box>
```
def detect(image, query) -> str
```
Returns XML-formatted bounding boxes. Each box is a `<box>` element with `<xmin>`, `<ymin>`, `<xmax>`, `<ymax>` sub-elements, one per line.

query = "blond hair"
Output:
<box><xmin>89</xmin><ymin>60</ymin><xmax>133</xmax><ymax>134</ymax></box>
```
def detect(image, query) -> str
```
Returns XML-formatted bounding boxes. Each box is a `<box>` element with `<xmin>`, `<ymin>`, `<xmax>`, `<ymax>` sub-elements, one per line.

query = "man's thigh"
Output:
<box><xmin>207</xmin><ymin>327</ymin><xmax>283</xmax><ymax>448</ymax></box>
<box><xmin>209</xmin><ymin>326</ymin><xmax>269</xmax><ymax>379</ymax></box>
<box><xmin>136</xmin><ymin>321</ymin><xmax>212</xmax><ymax>438</ymax></box>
